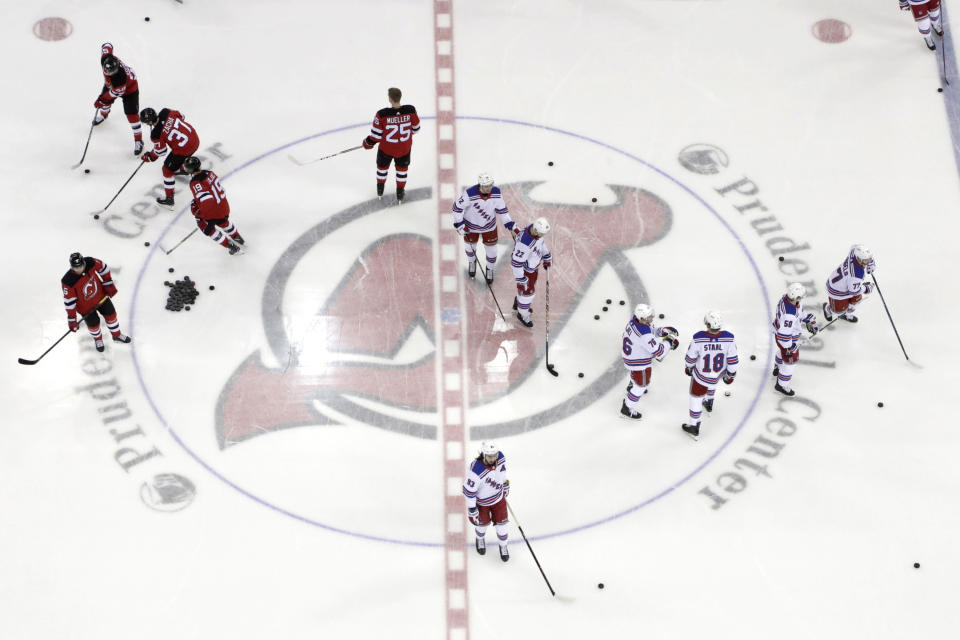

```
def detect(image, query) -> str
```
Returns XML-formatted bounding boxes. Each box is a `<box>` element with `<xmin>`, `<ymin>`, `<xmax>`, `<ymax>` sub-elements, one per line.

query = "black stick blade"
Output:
<box><xmin>546</xmin><ymin>363</ymin><xmax>559</xmax><ymax>377</ymax></box>
<box><xmin>17</xmin><ymin>357</ymin><xmax>38</xmax><ymax>365</ymax></box>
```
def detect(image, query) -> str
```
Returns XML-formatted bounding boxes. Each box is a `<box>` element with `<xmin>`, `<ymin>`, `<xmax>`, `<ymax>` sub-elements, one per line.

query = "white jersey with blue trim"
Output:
<box><xmin>510</xmin><ymin>226</ymin><xmax>551</xmax><ymax>279</ymax></box>
<box><xmin>772</xmin><ymin>296</ymin><xmax>805</xmax><ymax>349</ymax></box>
<box><xmin>621</xmin><ymin>318</ymin><xmax>669</xmax><ymax>371</ymax></box>
<box><xmin>451</xmin><ymin>185</ymin><xmax>516</xmax><ymax>234</ymax></box>
<box><xmin>826</xmin><ymin>248</ymin><xmax>871</xmax><ymax>300</ymax></box>
<box><xmin>684</xmin><ymin>330</ymin><xmax>739</xmax><ymax>386</ymax></box>
<box><xmin>462</xmin><ymin>452</ymin><xmax>507</xmax><ymax>509</ymax></box>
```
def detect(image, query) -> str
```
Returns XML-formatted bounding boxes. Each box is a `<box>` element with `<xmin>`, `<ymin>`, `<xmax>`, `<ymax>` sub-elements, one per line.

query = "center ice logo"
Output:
<box><xmin>214</xmin><ymin>181</ymin><xmax>673</xmax><ymax>448</ymax></box>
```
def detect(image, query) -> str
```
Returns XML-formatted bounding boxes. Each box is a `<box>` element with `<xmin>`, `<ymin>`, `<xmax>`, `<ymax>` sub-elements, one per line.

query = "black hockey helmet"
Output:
<box><xmin>101</xmin><ymin>55</ymin><xmax>120</xmax><ymax>75</ymax></box>
<box><xmin>69</xmin><ymin>252</ymin><xmax>84</xmax><ymax>268</ymax></box>
<box><xmin>183</xmin><ymin>156</ymin><xmax>202</xmax><ymax>174</ymax></box>
<box><xmin>140</xmin><ymin>107</ymin><xmax>158</xmax><ymax>126</ymax></box>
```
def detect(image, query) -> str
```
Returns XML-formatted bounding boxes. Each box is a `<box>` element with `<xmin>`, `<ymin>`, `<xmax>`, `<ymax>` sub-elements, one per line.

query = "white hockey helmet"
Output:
<box><xmin>786</xmin><ymin>282</ymin><xmax>805</xmax><ymax>302</ymax></box>
<box><xmin>480</xmin><ymin>441</ymin><xmax>498</xmax><ymax>464</ymax></box>
<box><xmin>532</xmin><ymin>217</ymin><xmax>551</xmax><ymax>236</ymax></box>
<box><xmin>852</xmin><ymin>244</ymin><xmax>874</xmax><ymax>267</ymax></box>
<box><xmin>633</xmin><ymin>303</ymin><xmax>654</xmax><ymax>323</ymax></box>
<box><xmin>478</xmin><ymin>173</ymin><xmax>494</xmax><ymax>187</ymax></box>
<box><xmin>704</xmin><ymin>310</ymin><xmax>723</xmax><ymax>331</ymax></box>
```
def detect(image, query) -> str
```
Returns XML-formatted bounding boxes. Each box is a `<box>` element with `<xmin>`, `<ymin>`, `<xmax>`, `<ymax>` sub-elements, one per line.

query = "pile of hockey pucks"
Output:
<box><xmin>164</xmin><ymin>275</ymin><xmax>200</xmax><ymax>312</ymax></box>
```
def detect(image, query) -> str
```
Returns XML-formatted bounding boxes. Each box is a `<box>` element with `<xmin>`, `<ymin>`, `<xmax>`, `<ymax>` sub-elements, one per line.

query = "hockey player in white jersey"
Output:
<box><xmin>620</xmin><ymin>303</ymin><xmax>679</xmax><ymax>419</ymax></box>
<box><xmin>451</xmin><ymin>173</ymin><xmax>519</xmax><ymax>284</ymax></box>
<box><xmin>681</xmin><ymin>311</ymin><xmax>739</xmax><ymax>441</ymax></box>
<box><xmin>772</xmin><ymin>283</ymin><xmax>818</xmax><ymax>397</ymax></box>
<box><xmin>823</xmin><ymin>244</ymin><xmax>876</xmax><ymax>324</ymax></box>
<box><xmin>510</xmin><ymin>217</ymin><xmax>552</xmax><ymax>328</ymax></box>
<box><xmin>462</xmin><ymin>441</ymin><xmax>511</xmax><ymax>562</ymax></box>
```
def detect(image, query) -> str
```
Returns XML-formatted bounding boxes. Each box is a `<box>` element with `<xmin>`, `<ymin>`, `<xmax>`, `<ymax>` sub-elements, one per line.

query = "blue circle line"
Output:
<box><xmin>128</xmin><ymin>116</ymin><xmax>773</xmax><ymax>546</ymax></box>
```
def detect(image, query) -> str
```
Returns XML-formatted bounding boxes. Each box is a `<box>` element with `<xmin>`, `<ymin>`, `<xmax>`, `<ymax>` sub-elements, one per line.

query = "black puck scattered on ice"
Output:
<box><xmin>578</xmin><ymin>372</ymin><xmax>584</xmax><ymax>378</ymax></box>
<box><xmin>84</xmin><ymin>169</ymin><xmax>90</xmax><ymax>174</ymax></box>
<box><xmin>168</xmin><ymin>267</ymin><xmax>174</xmax><ymax>273</ymax></box>
<box><xmin>591</xmin><ymin>197</ymin><xmax>597</xmax><ymax>203</ymax></box>
<box><xmin>598</xmin><ymin>583</ymin><xmax>604</xmax><ymax>589</ymax></box>
<box><xmin>658</xmin><ymin>313</ymin><xmax>664</xmax><ymax>319</ymax></box>
<box><xmin>877</xmin><ymin>402</ymin><xmax>884</xmax><ymax>408</ymax></box>
<box><xmin>619</xmin><ymin>300</ymin><xmax>625</xmax><ymax>305</ymax></box>
<box><xmin>606</xmin><ymin>299</ymin><xmax>612</xmax><ymax>304</ymax></box>
<box><xmin>779</xmin><ymin>256</ymin><xmax>785</xmax><ymax>262</ymax></box>
<box><xmin>602</xmin><ymin>306</ymin><xmax>608</xmax><ymax>311</ymax></box>
<box><xmin>144</xmin><ymin>241</ymin><xmax>150</xmax><ymax>247</ymax></box>
<box><xmin>914</xmin><ymin>562</ymin><xmax>920</xmax><ymax>568</ymax></box>
<box><xmin>185</xmin><ymin>306</ymin><xmax>190</xmax><ymax>311</ymax></box>
<box><xmin>209</xmin><ymin>285</ymin><xmax>215</xmax><ymax>290</ymax></box>
<box><xmin>594</xmin><ymin>314</ymin><xmax>600</xmax><ymax>320</ymax></box>
<box><xmin>145</xmin><ymin>16</ymin><xmax>150</xmax><ymax>21</ymax></box>
<box><xmin>93</xmin><ymin>214</ymin><xmax>100</xmax><ymax>219</ymax></box>
<box><xmin>939</xmin><ymin>88</ymin><xmax>944</xmax><ymax>93</ymax></box>
<box><xmin>750</xmin><ymin>355</ymin><xmax>756</xmax><ymax>361</ymax></box>
<box><xmin>548</xmin><ymin>161</ymin><xmax>554</xmax><ymax>166</ymax></box>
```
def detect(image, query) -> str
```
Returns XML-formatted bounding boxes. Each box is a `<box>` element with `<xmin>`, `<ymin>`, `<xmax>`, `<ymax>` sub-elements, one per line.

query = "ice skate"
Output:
<box><xmin>702</xmin><ymin>398</ymin><xmax>714</xmax><ymax>414</ymax></box>
<box><xmin>485</xmin><ymin>265</ymin><xmax>494</xmax><ymax>285</ymax></box>
<box><xmin>512</xmin><ymin>297</ymin><xmax>518</xmax><ymax>310</ymax></box>
<box><xmin>499</xmin><ymin>545</ymin><xmax>509</xmax><ymax>562</ymax></box>
<box><xmin>772</xmin><ymin>365</ymin><xmax>779</xmax><ymax>378</ymax></box>
<box><xmin>682</xmin><ymin>423</ymin><xmax>701</xmax><ymax>441</ymax></box>
<box><xmin>925</xmin><ymin>35</ymin><xmax>936</xmax><ymax>51</ymax></box>
<box><xmin>468</xmin><ymin>261</ymin><xmax>476</xmax><ymax>279</ymax></box>
<box><xmin>112</xmin><ymin>333</ymin><xmax>132</xmax><ymax>344</ymax></box>
<box><xmin>232</xmin><ymin>233</ymin><xmax>245</xmax><ymax>246</ymax></box>
<box><xmin>228</xmin><ymin>243</ymin><xmax>244</xmax><ymax>256</ymax></box>
<box><xmin>934</xmin><ymin>21</ymin><xmax>944</xmax><ymax>37</ymax></box>
<box><xmin>396</xmin><ymin>186</ymin><xmax>405</xmax><ymax>204</ymax></box>
<box><xmin>376</xmin><ymin>182</ymin><xmax>384</xmax><ymax>199</ymax></box>
<box><xmin>774</xmin><ymin>382</ymin><xmax>795</xmax><ymax>397</ymax></box>
<box><xmin>95</xmin><ymin>338</ymin><xmax>105</xmax><ymax>352</ymax></box>
<box><xmin>619</xmin><ymin>400</ymin><xmax>641</xmax><ymax>420</ymax></box>
<box><xmin>516</xmin><ymin>312</ymin><xmax>533</xmax><ymax>328</ymax></box>
<box><xmin>133</xmin><ymin>140</ymin><xmax>143</xmax><ymax>156</ymax></box>
<box><xmin>475</xmin><ymin>537</ymin><xmax>486</xmax><ymax>556</ymax></box>
<box><xmin>840</xmin><ymin>311</ymin><xmax>858</xmax><ymax>323</ymax></box>
<box><xmin>156</xmin><ymin>195</ymin><xmax>175</xmax><ymax>208</ymax></box>
<box><xmin>821</xmin><ymin>302</ymin><xmax>833</xmax><ymax>322</ymax></box>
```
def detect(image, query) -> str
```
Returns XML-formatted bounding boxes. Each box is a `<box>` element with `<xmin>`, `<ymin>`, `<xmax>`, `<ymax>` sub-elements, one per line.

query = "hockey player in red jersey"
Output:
<box><xmin>93</xmin><ymin>43</ymin><xmax>143</xmax><ymax>155</ymax></box>
<box><xmin>362</xmin><ymin>87</ymin><xmax>420</xmax><ymax>203</ymax></box>
<box><xmin>139</xmin><ymin>107</ymin><xmax>201</xmax><ymax>207</ymax></box>
<box><xmin>462</xmin><ymin>442</ymin><xmax>511</xmax><ymax>562</ymax></box>
<box><xmin>61</xmin><ymin>252</ymin><xmax>131</xmax><ymax>353</ymax></box>
<box><xmin>185</xmin><ymin>156</ymin><xmax>244</xmax><ymax>255</ymax></box>
<box><xmin>906</xmin><ymin>0</ymin><xmax>943</xmax><ymax>50</ymax></box>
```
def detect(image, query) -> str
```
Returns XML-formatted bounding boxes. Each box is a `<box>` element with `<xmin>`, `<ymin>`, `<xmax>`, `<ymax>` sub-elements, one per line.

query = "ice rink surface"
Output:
<box><xmin>2</xmin><ymin>1</ymin><xmax>959</xmax><ymax>639</ymax></box>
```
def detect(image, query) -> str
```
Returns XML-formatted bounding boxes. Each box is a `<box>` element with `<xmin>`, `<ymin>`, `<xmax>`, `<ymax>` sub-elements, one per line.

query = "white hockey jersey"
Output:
<box><xmin>684</xmin><ymin>330</ymin><xmax>739</xmax><ymax>386</ymax></box>
<box><xmin>451</xmin><ymin>185</ymin><xmax>516</xmax><ymax>235</ymax></box>
<box><xmin>772</xmin><ymin>296</ymin><xmax>810</xmax><ymax>349</ymax></box>
<box><xmin>621</xmin><ymin>318</ymin><xmax>671</xmax><ymax>371</ymax></box>
<box><xmin>462</xmin><ymin>452</ymin><xmax>508</xmax><ymax>508</ymax></box>
<box><xmin>510</xmin><ymin>225</ymin><xmax>552</xmax><ymax>282</ymax></box>
<box><xmin>826</xmin><ymin>247</ymin><xmax>874</xmax><ymax>300</ymax></box>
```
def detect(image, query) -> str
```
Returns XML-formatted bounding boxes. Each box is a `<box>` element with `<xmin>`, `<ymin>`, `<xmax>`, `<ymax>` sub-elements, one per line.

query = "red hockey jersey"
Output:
<box><xmin>189</xmin><ymin>170</ymin><xmax>230</xmax><ymax>220</ymax></box>
<box><xmin>98</xmin><ymin>43</ymin><xmax>139</xmax><ymax>102</ymax></box>
<box><xmin>149</xmin><ymin>108</ymin><xmax>200</xmax><ymax>157</ymax></box>
<box><xmin>61</xmin><ymin>257</ymin><xmax>113</xmax><ymax>317</ymax></box>
<box><xmin>365</xmin><ymin>105</ymin><xmax>420</xmax><ymax>157</ymax></box>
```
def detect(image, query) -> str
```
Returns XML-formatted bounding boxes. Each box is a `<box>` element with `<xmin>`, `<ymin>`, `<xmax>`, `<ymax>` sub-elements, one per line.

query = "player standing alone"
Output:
<box><xmin>771</xmin><ymin>283</ymin><xmax>818</xmax><ymax>396</ymax></box>
<box><xmin>139</xmin><ymin>107</ymin><xmax>201</xmax><ymax>207</ymax></box>
<box><xmin>462</xmin><ymin>442</ymin><xmax>511</xmax><ymax>562</ymax></box>
<box><xmin>185</xmin><ymin>156</ymin><xmax>245</xmax><ymax>255</ymax></box>
<box><xmin>451</xmin><ymin>173</ymin><xmax>519</xmax><ymax>283</ymax></box>
<box><xmin>822</xmin><ymin>244</ymin><xmax>876</xmax><ymax>324</ymax></box>
<box><xmin>93</xmin><ymin>43</ymin><xmax>143</xmax><ymax>155</ymax></box>
<box><xmin>620</xmin><ymin>304</ymin><xmax>679</xmax><ymax>420</ymax></box>
<box><xmin>61</xmin><ymin>252</ymin><xmax>131</xmax><ymax>353</ymax></box>
<box><xmin>681</xmin><ymin>311</ymin><xmax>738</xmax><ymax>441</ymax></box>
<box><xmin>362</xmin><ymin>87</ymin><xmax>420</xmax><ymax>203</ymax></box>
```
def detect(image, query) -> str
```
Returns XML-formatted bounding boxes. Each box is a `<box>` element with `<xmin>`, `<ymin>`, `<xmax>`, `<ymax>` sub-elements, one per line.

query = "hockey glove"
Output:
<box><xmin>362</xmin><ymin>137</ymin><xmax>374</xmax><ymax>150</ymax></box>
<box><xmin>723</xmin><ymin>373</ymin><xmax>735</xmax><ymax>385</ymax></box>
<box><xmin>864</xmin><ymin>261</ymin><xmax>876</xmax><ymax>275</ymax></box>
<box><xmin>503</xmin><ymin>479</ymin><xmax>510</xmax><ymax>498</ymax></box>
<box><xmin>685</xmin><ymin>367</ymin><xmax>692</xmax><ymax>377</ymax></box>
<box><xmin>141</xmin><ymin>150</ymin><xmax>159</xmax><ymax>163</ymax></box>
<box><xmin>786</xmin><ymin>343</ymin><xmax>799</xmax><ymax>356</ymax></box>
<box><xmin>664</xmin><ymin>336</ymin><xmax>680</xmax><ymax>351</ymax></box>
<box><xmin>103</xmin><ymin>284</ymin><xmax>118</xmax><ymax>298</ymax></box>
<box><xmin>863</xmin><ymin>281</ymin><xmax>874</xmax><ymax>295</ymax></box>
<box><xmin>453</xmin><ymin>221</ymin><xmax>465</xmax><ymax>236</ymax></box>
<box><xmin>190</xmin><ymin>200</ymin><xmax>199</xmax><ymax>215</ymax></box>
<box><xmin>542</xmin><ymin>260</ymin><xmax>551</xmax><ymax>270</ymax></box>
<box><xmin>467</xmin><ymin>507</ymin><xmax>480</xmax><ymax>526</ymax></box>
<box><xmin>94</xmin><ymin>97</ymin><xmax>112</xmax><ymax>110</ymax></box>
<box><xmin>662</xmin><ymin>326</ymin><xmax>679</xmax><ymax>338</ymax></box>
<box><xmin>68</xmin><ymin>318</ymin><xmax>79</xmax><ymax>332</ymax></box>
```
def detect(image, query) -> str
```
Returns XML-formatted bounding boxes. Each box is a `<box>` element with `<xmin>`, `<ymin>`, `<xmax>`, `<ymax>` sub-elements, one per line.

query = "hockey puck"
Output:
<box><xmin>939</xmin><ymin>88</ymin><xmax>944</xmax><ymax>93</ymax></box>
<box><xmin>84</xmin><ymin>169</ymin><xmax>90</xmax><ymax>174</ymax></box>
<box><xmin>914</xmin><ymin>562</ymin><xmax>920</xmax><ymax>568</ymax></box>
<box><xmin>877</xmin><ymin>402</ymin><xmax>884</xmax><ymax>408</ymax></box>
<box><xmin>778</xmin><ymin>256</ymin><xmax>784</xmax><ymax>262</ymax></box>
<box><xmin>619</xmin><ymin>300</ymin><xmax>625</xmax><ymax>305</ymax></box>
<box><xmin>93</xmin><ymin>214</ymin><xmax>100</xmax><ymax>220</ymax></box>
<box><xmin>144</xmin><ymin>241</ymin><xmax>150</xmax><ymax>247</ymax></box>
<box><xmin>145</xmin><ymin>16</ymin><xmax>150</xmax><ymax>21</ymax></box>
<box><xmin>598</xmin><ymin>583</ymin><xmax>604</xmax><ymax>589</ymax></box>
<box><xmin>548</xmin><ymin>161</ymin><xmax>554</xmax><ymax>166</ymax></box>
<box><xmin>606</xmin><ymin>299</ymin><xmax>612</xmax><ymax>304</ymax></box>
<box><xmin>750</xmin><ymin>355</ymin><xmax>756</xmax><ymax>361</ymax></box>
<box><xmin>658</xmin><ymin>313</ymin><xmax>664</xmax><ymax>319</ymax></box>
<box><xmin>602</xmin><ymin>306</ymin><xmax>608</xmax><ymax>311</ymax></box>
<box><xmin>185</xmin><ymin>306</ymin><xmax>190</xmax><ymax>311</ymax></box>
<box><xmin>594</xmin><ymin>314</ymin><xmax>600</xmax><ymax>320</ymax></box>
<box><xmin>168</xmin><ymin>267</ymin><xmax>174</xmax><ymax>273</ymax></box>
<box><xmin>578</xmin><ymin>372</ymin><xmax>584</xmax><ymax>378</ymax></box>
<box><xmin>591</xmin><ymin>197</ymin><xmax>598</xmax><ymax>203</ymax></box>
<box><xmin>209</xmin><ymin>285</ymin><xmax>215</xmax><ymax>290</ymax></box>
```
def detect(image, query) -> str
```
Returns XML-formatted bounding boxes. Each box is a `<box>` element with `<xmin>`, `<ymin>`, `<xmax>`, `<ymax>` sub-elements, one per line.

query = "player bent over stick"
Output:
<box><xmin>771</xmin><ymin>282</ymin><xmax>818</xmax><ymax>397</ymax></box>
<box><xmin>681</xmin><ymin>311</ymin><xmax>738</xmax><ymax>441</ymax></box>
<box><xmin>822</xmin><ymin>244</ymin><xmax>876</xmax><ymax>324</ymax></box>
<box><xmin>510</xmin><ymin>217</ymin><xmax>551</xmax><ymax>327</ymax></box>
<box><xmin>619</xmin><ymin>304</ymin><xmax>679</xmax><ymax>420</ymax></box>
<box><xmin>185</xmin><ymin>157</ymin><xmax>245</xmax><ymax>255</ymax></box>
<box><xmin>139</xmin><ymin>107</ymin><xmax>201</xmax><ymax>207</ymax></box>
<box><xmin>452</xmin><ymin>173</ymin><xmax>519</xmax><ymax>284</ymax></box>
<box><xmin>62</xmin><ymin>252</ymin><xmax>131</xmax><ymax>353</ymax></box>
<box><xmin>463</xmin><ymin>442</ymin><xmax>511</xmax><ymax>562</ymax></box>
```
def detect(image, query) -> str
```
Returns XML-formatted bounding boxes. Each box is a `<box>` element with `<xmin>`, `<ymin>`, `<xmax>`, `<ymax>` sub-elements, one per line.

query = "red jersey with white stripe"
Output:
<box><xmin>148</xmin><ymin>108</ymin><xmax>200</xmax><ymax>158</ymax></box>
<box><xmin>98</xmin><ymin>43</ymin><xmax>138</xmax><ymax>101</ymax></box>
<box><xmin>684</xmin><ymin>330</ymin><xmax>739</xmax><ymax>386</ymax></box>
<box><xmin>61</xmin><ymin>257</ymin><xmax>113</xmax><ymax>317</ymax></box>
<box><xmin>365</xmin><ymin>105</ymin><xmax>420</xmax><ymax>156</ymax></box>
<box><xmin>189</xmin><ymin>170</ymin><xmax>230</xmax><ymax>220</ymax></box>
<box><xmin>462</xmin><ymin>452</ymin><xmax>507</xmax><ymax>508</ymax></box>
<box><xmin>621</xmin><ymin>319</ymin><xmax>670</xmax><ymax>371</ymax></box>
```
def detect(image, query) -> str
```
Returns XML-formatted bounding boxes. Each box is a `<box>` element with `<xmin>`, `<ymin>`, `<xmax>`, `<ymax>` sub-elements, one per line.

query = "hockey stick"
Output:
<box><xmin>798</xmin><ymin>316</ymin><xmax>841</xmax><ymax>346</ymax></box>
<box><xmin>89</xmin><ymin>160</ymin><xmax>146</xmax><ymax>216</ymax></box>
<box><xmin>871</xmin><ymin>274</ymin><xmax>912</xmax><ymax>362</ymax></box>
<box><xmin>544</xmin><ymin>267</ymin><xmax>558</xmax><ymax>376</ymax></box>
<box><xmin>506</xmin><ymin>501</ymin><xmax>555</xmax><ymax>597</ymax></box>
<box><xmin>288</xmin><ymin>145</ymin><xmax>363</xmax><ymax>166</ymax></box>
<box><xmin>476</xmin><ymin>252</ymin><xmax>506</xmax><ymax>322</ymax></box>
<box><xmin>163</xmin><ymin>228</ymin><xmax>199</xmax><ymax>255</ymax></box>
<box><xmin>71</xmin><ymin>111</ymin><xmax>98</xmax><ymax>170</ymax></box>
<box><xmin>942</xmin><ymin>11</ymin><xmax>950</xmax><ymax>86</ymax></box>
<box><xmin>18</xmin><ymin>297</ymin><xmax>108</xmax><ymax>365</ymax></box>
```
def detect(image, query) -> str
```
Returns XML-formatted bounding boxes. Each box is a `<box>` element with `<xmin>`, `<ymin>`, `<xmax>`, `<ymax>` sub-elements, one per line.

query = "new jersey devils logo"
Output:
<box><xmin>215</xmin><ymin>182</ymin><xmax>672</xmax><ymax>448</ymax></box>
